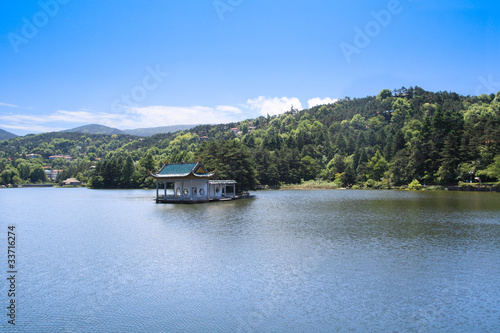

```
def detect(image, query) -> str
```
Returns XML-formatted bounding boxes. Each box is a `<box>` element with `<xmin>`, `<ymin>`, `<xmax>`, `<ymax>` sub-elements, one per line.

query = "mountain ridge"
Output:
<box><xmin>123</xmin><ymin>125</ymin><xmax>198</xmax><ymax>136</ymax></box>
<box><xmin>62</xmin><ymin>124</ymin><xmax>198</xmax><ymax>136</ymax></box>
<box><xmin>0</xmin><ymin>128</ymin><xmax>17</xmax><ymax>141</ymax></box>
<box><xmin>62</xmin><ymin>124</ymin><xmax>124</xmax><ymax>135</ymax></box>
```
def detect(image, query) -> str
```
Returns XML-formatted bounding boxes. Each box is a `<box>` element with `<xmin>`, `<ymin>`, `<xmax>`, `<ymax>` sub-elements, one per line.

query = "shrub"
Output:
<box><xmin>365</xmin><ymin>179</ymin><xmax>376</xmax><ymax>188</ymax></box>
<box><xmin>425</xmin><ymin>186</ymin><xmax>445</xmax><ymax>191</ymax></box>
<box><xmin>408</xmin><ymin>179</ymin><xmax>422</xmax><ymax>190</ymax></box>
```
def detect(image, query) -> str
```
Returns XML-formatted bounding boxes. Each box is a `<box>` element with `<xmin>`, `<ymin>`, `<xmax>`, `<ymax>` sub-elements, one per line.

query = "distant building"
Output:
<box><xmin>200</xmin><ymin>136</ymin><xmax>209</xmax><ymax>142</ymax></box>
<box><xmin>230</xmin><ymin>128</ymin><xmax>242</xmax><ymax>135</ymax></box>
<box><xmin>49</xmin><ymin>155</ymin><xmax>72</xmax><ymax>161</ymax></box>
<box><xmin>62</xmin><ymin>178</ymin><xmax>81</xmax><ymax>186</ymax></box>
<box><xmin>26</xmin><ymin>153</ymin><xmax>41</xmax><ymax>159</ymax></box>
<box><xmin>47</xmin><ymin>170</ymin><xmax>63</xmax><ymax>180</ymax></box>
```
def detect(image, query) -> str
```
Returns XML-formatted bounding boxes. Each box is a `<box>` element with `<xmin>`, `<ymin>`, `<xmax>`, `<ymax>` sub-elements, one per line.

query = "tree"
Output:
<box><xmin>0</xmin><ymin>168</ymin><xmax>21</xmax><ymax>185</ymax></box>
<box><xmin>356</xmin><ymin>149</ymin><xmax>369</xmax><ymax>183</ymax></box>
<box><xmin>435</xmin><ymin>131</ymin><xmax>460</xmax><ymax>184</ymax></box>
<box><xmin>408</xmin><ymin>179</ymin><xmax>422</xmax><ymax>190</ymax></box>
<box><xmin>29</xmin><ymin>165</ymin><xmax>48</xmax><ymax>183</ymax></box>
<box><xmin>377</xmin><ymin>89</ymin><xmax>392</xmax><ymax>100</ymax></box>
<box><xmin>389</xmin><ymin>150</ymin><xmax>409</xmax><ymax>185</ymax></box>
<box><xmin>478</xmin><ymin>155</ymin><xmax>500</xmax><ymax>182</ymax></box>
<box><xmin>391</xmin><ymin>98</ymin><xmax>412</xmax><ymax>126</ymax></box>
<box><xmin>241</xmin><ymin>122</ymin><xmax>249</xmax><ymax>135</ymax></box>
<box><xmin>197</xmin><ymin>140</ymin><xmax>257</xmax><ymax>192</ymax></box>
<box><xmin>335</xmin><ymin>133</ymin><xmax>347</xmax><ymax>154</ymax></box>
<box><xmin>139</xmin><ymin>151</ymin><xmax>155</xmax><ymax>172</ymax></box>
<box><xmin>365</xmin><ymin>150</ymin><xmax>388</xmax><ymax>181</ymax></box>
<box><xmin>390</xmin><ymin>130</ymin><xmax>406</xmax><ymax>158</ymax></box>
<box><xmin>17</xmin><ymin>162</ymin><xmax>31</xmax><ymax>180</ymax></box>
<box><xmin>121</xmin><ymin>155</ymin><xmax>136</xmax><ymax>187</ymax></box>
<box><xmin>276</xmin><ymin>148</ymin><xmax>301</xmax><ymax>184</ymax></box>
<box><xmin>299</xmin><ymin>155</ymin><xmax>318</xmax><ymax>181</ymax></box>
<box><xmin>323</xmin><ymin>154</ymin><xmax>346</xmax><ymax>180</ymax></box>
<box><xmin>341</xmin><ymin>163</ymin><xmax>356</xmax><ymax>187</ymax></box>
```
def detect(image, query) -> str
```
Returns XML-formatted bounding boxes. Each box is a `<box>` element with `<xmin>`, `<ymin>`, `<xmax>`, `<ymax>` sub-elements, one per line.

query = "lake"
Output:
<box><xmin>1</xmin><ymin>188</ymin><xmax>499</xmax><ymax>332</ymax></box>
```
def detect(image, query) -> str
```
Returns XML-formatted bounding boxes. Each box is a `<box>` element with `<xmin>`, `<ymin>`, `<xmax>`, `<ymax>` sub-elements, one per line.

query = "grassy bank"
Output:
<box><xmin>280</xmin><ymin>180</ymin><xmax>340</xmax><ymax>190</ymax></box>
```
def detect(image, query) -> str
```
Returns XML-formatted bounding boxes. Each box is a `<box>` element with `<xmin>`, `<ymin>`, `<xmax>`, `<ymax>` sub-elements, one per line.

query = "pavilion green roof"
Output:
<box><xmin>158</xmin><ymin>163</ymin><xmax>198</xmax><ymax>176</ymax></box>
<box><xmin>152</xmin><ymin>162</ymin><xmax>213</xmax><ymax>179</ymax></box>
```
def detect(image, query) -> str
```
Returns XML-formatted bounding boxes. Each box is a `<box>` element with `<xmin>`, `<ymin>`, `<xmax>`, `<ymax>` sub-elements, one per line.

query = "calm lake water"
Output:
<box><xmin>1</xmin><ymin>188</ymin><xmax>499</xmax><ymax>332</ymax></box>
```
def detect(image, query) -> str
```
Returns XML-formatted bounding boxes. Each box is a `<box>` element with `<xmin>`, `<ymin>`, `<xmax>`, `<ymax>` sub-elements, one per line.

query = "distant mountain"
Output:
<box><xmin>63</xmin><ymin>124</ymin><xmax>198</xmax><ymax>137</ymax></box>
<box><xmin>63</xmin><ymin>124</ymin><xmax>125</xmax><ymax>135</ymax></box>
<box><xmin>0</xmin><ymin>128</ymin><xmax>17</xmax><ymax>141</ymax></box>
<box><xmin>123</xmin><ymin>125</ymin><xmax>196</xmax><ymax>136</ymax></box>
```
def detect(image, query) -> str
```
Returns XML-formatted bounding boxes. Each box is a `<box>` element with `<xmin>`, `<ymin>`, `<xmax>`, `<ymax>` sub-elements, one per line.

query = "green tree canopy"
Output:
<box><xmin>365</xmin><ymin>150</ymin><xmax>388</xmax><ymax>181</ymax></box>
<box><xmin>197</xmin><ymin>139</ymin><xmax>257</xmax><ymax>192</ymax></box>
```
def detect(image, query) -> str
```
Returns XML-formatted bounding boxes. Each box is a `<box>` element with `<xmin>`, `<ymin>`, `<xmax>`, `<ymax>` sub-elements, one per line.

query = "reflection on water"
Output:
<box><xmin>1</xmin><ymin>188</ymin><xmax>499</xmax><ymax>332</ymax></box>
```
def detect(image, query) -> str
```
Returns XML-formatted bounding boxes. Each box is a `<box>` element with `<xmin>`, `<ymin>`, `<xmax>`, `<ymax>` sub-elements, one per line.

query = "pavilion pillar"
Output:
<box><xmin>156</xmin><ymin>181</ymin><xmax>159</xmax><ymax>202</ymax></box>
<box><xmin>233</xmin><ymin>184</ymin><xmax>236</xmax><ymax>198</ymax></box>
<box><xmin>190</xmin><ymin>180</ymin><xmax>193</xmax><ymax>200</ymax></box>
<box><xmin>181</xmin><ymin>180</ymin><xmax>184</xmax><ymax>201</ymax></box>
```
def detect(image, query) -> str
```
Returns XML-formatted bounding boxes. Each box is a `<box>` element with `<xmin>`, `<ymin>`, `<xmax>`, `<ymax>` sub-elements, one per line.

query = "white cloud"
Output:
<box><xmin>0</xmin><ymin>123</ymin><xmax>65</xmax><ymax>133</ymax></box>
<box><xmin>115</xmin><ymin>105</ymin><xmax>243</xmax><ymax>128</ymax></box>
<box><xmin>246</xmin><ymin>96</ymin><xmax>303</xmax><ymax>116</ymax></box>
<box><xmin>216</xmin><ymin>105</ymin><xmax>242</xmax><ymax>113</ymax></box>
<box><xmin>0</xmin><ymin>110</ymin><xmax>122</xmax><ymax>125</ymax></box>
<box><xmin>0</xmin><ymin>105</ymin><xmax>246</xmax><ymax>134</ymax></box>
<box><xmin>307</xmin><ymin>97</ymin><xmax>339</xmax><ymax>109</ymax></box>
<box><xmin>0</xmin><ymin>102</ymin><xmax>18</xmax><ymax>108</ymax></box>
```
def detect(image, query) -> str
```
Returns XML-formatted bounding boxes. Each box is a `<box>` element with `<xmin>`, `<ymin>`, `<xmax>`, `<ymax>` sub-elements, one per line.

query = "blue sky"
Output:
<box><xmin>1</xmin><ymin>0</ymin><xmax>499</xmax><ymax>135</ymax></box>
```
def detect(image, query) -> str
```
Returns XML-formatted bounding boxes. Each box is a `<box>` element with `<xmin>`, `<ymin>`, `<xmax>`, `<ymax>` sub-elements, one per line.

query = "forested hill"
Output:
<box><xmin>62</xmin><ymin>124</ymin><xmax>124</xmax><ymax>135</ymax></box>
<box><xmin>1</xmin><ymin>87</ymin><xmax>499</xmax><ymax>189</ymax></box>
<box><xmin>0</xmin><ymin>128</ymin><xmax>17</xmax><ymax>141</ymax></box>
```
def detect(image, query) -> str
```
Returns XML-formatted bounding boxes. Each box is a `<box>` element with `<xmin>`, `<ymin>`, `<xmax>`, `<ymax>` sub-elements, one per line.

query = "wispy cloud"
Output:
<box><xmin>0</xmin><ymin>102</ymin><xmax>19</xmax><ymax>108</ymax></box>
<box><xmin>115</xmin><ymin>105</ymin><xmax>244</xmax><ymax>128</ymax></box>
<box><xmin>0</xmin><ymin>106</ymin><xmax>245</xmax><ymax>133</ymax></box>
<box><xmin>0</xmin><ymin>110</ymin><xmax>123</xmax><ymax>134</ymax></box>
<box><xmin>308</xmin><ymin>97</ymin><xmax>339</xmax><ymax>108</ymax></box>
<box><xmin>0</xmin><ymin>110</ymin><xmax>122</xmax><ymax>125</ymax></box>
<box><xmin>246</xmin><ymin>96</ymin><xmax>303</xmax><ymax>116</ymax></box>
<box><xmin>216</xmin><ymin>105</ymin><xmax>242</xmax><ymax>113</ymax></box>
<box><xmin>0</xmin><ymin>123</ymin><xmax>66</xmax><ymax>133</ymax></box>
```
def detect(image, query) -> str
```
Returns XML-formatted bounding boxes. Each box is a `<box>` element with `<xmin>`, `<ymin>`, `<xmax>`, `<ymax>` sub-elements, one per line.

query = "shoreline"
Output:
<box><xmin>258</xmin><ymin>182</ymin><xmax>500</xmax><ymax>192</ymax></box>
<box><xmin>3</xmin><ymin>183</ymin><xmax>499</xmax><ymax>192</ymax></box>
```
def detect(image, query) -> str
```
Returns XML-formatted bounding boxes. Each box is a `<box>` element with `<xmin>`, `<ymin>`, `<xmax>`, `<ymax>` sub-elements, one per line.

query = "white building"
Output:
<box><xmin>150</xmin><ymin>161</ymin><xmax>236</xmax><ymax>203</ymax></box>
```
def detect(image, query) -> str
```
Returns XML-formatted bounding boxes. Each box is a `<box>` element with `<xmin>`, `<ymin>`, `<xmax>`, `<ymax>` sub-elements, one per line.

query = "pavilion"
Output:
<box><xmin>150</xmin><ymin>161</ymin><xmax>237</xmax><ymax>203</ymax></box>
